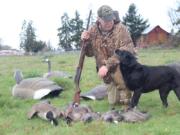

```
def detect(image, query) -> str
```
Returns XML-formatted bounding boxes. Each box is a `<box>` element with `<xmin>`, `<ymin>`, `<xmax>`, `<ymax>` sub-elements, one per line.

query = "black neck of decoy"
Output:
<box><xmin>47</xmin><ymin>60</ymin><xmax>51</xmax><ymax>73</ymax></box>
<box><xmin>14</xmin><ymin>70</ymin><xmax>23</xmax><ymax>84</ymax></box>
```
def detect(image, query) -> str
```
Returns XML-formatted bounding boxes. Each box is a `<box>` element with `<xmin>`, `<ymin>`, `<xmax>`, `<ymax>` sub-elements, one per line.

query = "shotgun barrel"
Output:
<box><xmin>73</xmin><ymin>10</ymin><xmax>92</xmax><ymax>104</ymax></box>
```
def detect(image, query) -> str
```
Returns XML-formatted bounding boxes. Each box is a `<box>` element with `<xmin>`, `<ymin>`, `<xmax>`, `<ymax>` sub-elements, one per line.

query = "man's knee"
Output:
<box><xmin>119</xmin><ymin>88</ymin><xmax>132</xmax><ymax>105</ymax></box>
<box><xmin>107</xmin><ymin>84</ymin><xmax>120</xmax><ymax>105</ymax></box>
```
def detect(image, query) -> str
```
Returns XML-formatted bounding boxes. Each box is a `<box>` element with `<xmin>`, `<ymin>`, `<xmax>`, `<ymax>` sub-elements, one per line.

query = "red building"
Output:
<box><xmin>137</xmin><ymin>25</ymin><xmax>170</xmax><ymax>48</ymax></box>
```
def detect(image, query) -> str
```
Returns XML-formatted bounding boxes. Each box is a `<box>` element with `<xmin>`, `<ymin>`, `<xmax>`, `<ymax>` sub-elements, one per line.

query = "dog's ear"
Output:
<box><xmin>114</xmin><ymin>49</ymin><xmax>121</xmax><ymax>58</ymax></box>
<box><xmin>114</xmin><ymin>49</ymin><xmax>120</xmax><ymax>54</ymax></box>
<box><xmin>114</xmin><ymin>49</ymin><xmax>137</xmax><ymax>66</ymax></box>
<box><xmin>125</xmin><ymin>52</ymin><xmax>137</xmax><ymax>67</ymax></box>
<box><xmin>114</xmin><ymin>49</ymin><xmax>126</xmax><ymax>60</ymax></box>
<box><xmin>121</xmin><ymin>51</ymin><xmax>131</xmax><ymax>65</ymax></box>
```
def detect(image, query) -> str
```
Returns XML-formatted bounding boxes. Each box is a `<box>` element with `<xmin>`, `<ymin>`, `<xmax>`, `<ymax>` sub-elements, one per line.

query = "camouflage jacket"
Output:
<box><xmin>85</xmin><ymin>22</ymin><xmax>135</xmax><ymax>70</ymax></box>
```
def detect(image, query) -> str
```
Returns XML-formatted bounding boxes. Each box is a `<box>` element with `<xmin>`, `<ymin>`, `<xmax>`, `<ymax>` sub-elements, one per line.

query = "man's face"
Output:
<box><xmin>98</xmin><ymin>18</ymin><xmax>114</xmax><ymax>32</ymax></box>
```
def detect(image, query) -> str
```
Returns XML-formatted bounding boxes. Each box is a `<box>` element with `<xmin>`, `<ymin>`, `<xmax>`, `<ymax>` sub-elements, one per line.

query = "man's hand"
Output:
<box><xmin>81</xmin><ymin>30</ymin><xmax>90</xmax><ymax>41</ymax></box>
<box><xmin>98</xmin><ymin>65</ymin><xmax>108</xmax><ymax>78</ymax></box>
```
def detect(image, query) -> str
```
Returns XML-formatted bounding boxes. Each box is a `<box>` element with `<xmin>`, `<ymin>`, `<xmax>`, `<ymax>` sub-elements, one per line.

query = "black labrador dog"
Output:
<box><xmin>115</xmin><ymin>49</ymin><xmax>180</xmax><ymax>108</ymax></box>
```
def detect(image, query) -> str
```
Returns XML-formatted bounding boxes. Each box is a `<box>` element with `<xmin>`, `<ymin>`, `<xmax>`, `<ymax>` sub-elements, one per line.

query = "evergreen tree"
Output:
<box><xmin>70</xmin><ymin>11</ymin><xmax>84</xmax><ymax>50</ymax></box>
<box><xmin>32</xmin><ymin>40</ymin><xmax>46</xmax><ymax>53</ymax></box>
<box><xmin>0</xmin><ymin>38</ymin><xmax>2</xmax><ymax>50</ymax></box>
<box><xmin>123</xmin><ymin>3</ymin><xmax>149</xmax><ymax>46</ymax></box>
<box><xmin>57</xmin><ymin>13</ymin><xmax>72</xmax><ymax>51</ymax></box>
<box><xmin>20</xmin><ymin>20</ymin><xmax>36</xmax><ymax>52</ymax></box>
<box><xmin>20</xmin><ymin>20</ymin><xmax>46</xmax><ymax>53</ymax></box>
<box><xmin>44</xmin><ymin>40</ymin><xmax>53</xmax><ymax>51</ymax></box>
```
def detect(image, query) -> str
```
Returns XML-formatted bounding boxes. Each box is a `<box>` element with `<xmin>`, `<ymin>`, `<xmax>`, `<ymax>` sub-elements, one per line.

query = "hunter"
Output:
<box><xmin>81</xmin><ymin>5</ymin><xmax>136</xmax><ymax>110</ymax></box>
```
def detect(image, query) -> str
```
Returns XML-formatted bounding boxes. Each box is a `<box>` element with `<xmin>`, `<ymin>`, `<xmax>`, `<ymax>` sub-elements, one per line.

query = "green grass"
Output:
<box><xmin>0</xmin><ymin>48</ymin><xmax>180</xmax><ymax>135</ymax></box>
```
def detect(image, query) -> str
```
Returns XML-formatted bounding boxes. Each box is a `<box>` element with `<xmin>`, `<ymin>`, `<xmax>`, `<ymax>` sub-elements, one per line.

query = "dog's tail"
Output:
<box><xmin>173</xmin><ymin>70</ymin><xmax>180</xmax><ymax>101</ymax></box>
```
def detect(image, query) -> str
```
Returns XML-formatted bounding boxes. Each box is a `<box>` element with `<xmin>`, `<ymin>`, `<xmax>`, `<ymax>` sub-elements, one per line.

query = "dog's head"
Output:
<box><xmin>115</xmin><ymin>49</ymin><xmax>137</xmax><ymax>67</ymax></box>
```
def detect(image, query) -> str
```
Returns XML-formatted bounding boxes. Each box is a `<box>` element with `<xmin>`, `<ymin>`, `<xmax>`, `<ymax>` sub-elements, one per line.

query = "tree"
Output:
<box><xmin>0</xmin><ymin>38</ymin><xmax>2</xmax><ymax>50</ymax></box>
<box><xmin>0</xmin><ymin>45</ymin><xmax>11</xmax><ymax>50</ymax></box>
<box><xmin>20</xmin><ymin>20</ymin><xmax>36</xmax><ymax>52</ymax></box>
<box><xmin>20</xmin><ymin>20</ymin><xmax>45</xmax><ymax>53</ymax></box>
<box><xmin>45</xmin><ymin>40</ymin><xmax>54</xmax><ymax>51</ymax></box>
<box><xmin>168</xmin><ymin>2</ymin><xmax>180</xmax><ymax>47</ymax></box>
<box><xmin>70</xmin><ymin>11</ymin><xmax>84</xmax><ymax>50</ymax></box>
<box><xmin>168</xmin><ymin>2</ymin><xmax>180</xmax><ymax>32</ymax></box>
<box><xmin>122</xmin><ymin>3</ymin><xmax>149</xmax><ymax>46</ymax></box>
<box><xmin>57</xmin><ymin>13</ymin><xmax>72</xmax><ymax>51</ymax></box>
<box><xmin>0</xmin><ymin>38</ymin><xmax>11</xmax><ymax>50</ymax></box>
<box><xmin>32</xmin><ymin>40</ymin><xmax>46</xmax><ymax>53</ymax></box>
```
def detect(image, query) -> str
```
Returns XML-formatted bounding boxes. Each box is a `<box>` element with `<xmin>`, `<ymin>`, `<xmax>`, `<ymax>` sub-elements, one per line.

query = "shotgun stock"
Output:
<box><xmin>73</xmin><ymin>10</ymin><xmax>92</xmax><ymax>104</ymax></box>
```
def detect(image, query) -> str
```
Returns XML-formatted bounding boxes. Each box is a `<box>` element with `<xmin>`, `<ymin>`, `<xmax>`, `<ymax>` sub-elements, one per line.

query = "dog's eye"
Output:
<box><xmin>126</xmin><ymin>55</ymin><xmax>131</xmax><ymax>59</ymax></box>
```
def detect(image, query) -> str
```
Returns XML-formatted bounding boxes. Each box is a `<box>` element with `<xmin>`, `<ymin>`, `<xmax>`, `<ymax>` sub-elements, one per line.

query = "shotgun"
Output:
<box><xmin>73</xmin><ymin>10</ymin><xmax>92</xmax><ymax>104</ymax></box>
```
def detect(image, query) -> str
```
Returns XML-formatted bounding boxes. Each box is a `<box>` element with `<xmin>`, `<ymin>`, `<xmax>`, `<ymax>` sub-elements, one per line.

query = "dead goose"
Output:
<box><xmin>28</xmin><ymin>100</ymin><xmax>63</xmax><ymax>126</ymax></box>
<box><xmin>63</xmin><ymin>103</ymin><xmax>100</xmax><ymax>124</ymax></box>
<box><xmin>121</xmin><ymin>108</ymin><xmax>150</xmax><ymax>123</ymax></box>
<box><xmin>12</xmin><ymin>69</ymin><xmax>63</xmax><ymax>99</ymax></box>
<box><xmin>62</xmin><ymin>103</ymin><xmax>150</xmax><ymax>124</ymax></box>
<box><xmin>101</xmin><ymin>110</ymin><xmax>123</xmax><ymax>124</ymax></box>
<box><xmin>43</xmin><ymin>59</ymin><xmax>72</xmax><ymax>79</ymax></box>
<box><xmin>80</xmin><ymin>84</ymin><xmax>108</xmax><ymax>100</ymax></box>
<box><xmin>101</xmin><ymin>108</ymin><xmax>150</xmax><ymax>123</ymax></box>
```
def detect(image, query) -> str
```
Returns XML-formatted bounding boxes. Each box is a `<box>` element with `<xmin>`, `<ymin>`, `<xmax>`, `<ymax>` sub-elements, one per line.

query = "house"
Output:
<box><xmin>0</xmin><ymin>49</ymin><xmax>24</xmax><ymax>56</ymax></box>
<box><xmin>137</xmin><ymin>25</ymin><xmax>171</xmax><ymax>48</ymax></box>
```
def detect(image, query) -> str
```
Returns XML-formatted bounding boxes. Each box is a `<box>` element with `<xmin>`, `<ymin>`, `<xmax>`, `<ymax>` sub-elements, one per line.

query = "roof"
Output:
<box><xmin>142</xmin><ymin>25</ymin><xmax>170</xmax><ymax>35</ymax></box>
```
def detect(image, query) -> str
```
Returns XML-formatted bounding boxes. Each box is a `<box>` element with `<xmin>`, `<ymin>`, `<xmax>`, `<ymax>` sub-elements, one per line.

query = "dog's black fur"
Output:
<box><xmin>115</xmin><ymin>50</ymin><xmax>180</xmax><ymax>108</ymax></box>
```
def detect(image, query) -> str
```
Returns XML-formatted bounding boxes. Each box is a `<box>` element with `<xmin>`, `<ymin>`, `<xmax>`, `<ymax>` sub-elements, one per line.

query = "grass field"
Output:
<box><xmin>0</xmin><ymin>47</ymin><xmax>180</xmax><ymax>135</ymax></box>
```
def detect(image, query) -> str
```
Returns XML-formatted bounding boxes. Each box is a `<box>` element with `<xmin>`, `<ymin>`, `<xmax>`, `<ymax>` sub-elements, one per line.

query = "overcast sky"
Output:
<box><xmin>0</xmin><ymin>0</ymin><xmax>178</xmax><ymax>49</ymax></box>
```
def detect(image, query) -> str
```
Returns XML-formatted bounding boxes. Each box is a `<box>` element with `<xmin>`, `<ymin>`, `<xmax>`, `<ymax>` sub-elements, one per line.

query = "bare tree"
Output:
<box><xmin>168</xmin><ymin>1</ymin><xmax>180</xmax><ymax>31</ymax></box>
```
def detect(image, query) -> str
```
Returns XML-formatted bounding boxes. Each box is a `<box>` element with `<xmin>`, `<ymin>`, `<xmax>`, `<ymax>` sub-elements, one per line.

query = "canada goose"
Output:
<box><xmin>101</xmin><ymin>110</ymin><xmax>123</xmax><ymax>124</ymax></box>
<box><xmin>63</xmin><ymin>103</ymin><xmax>100</xmax><ymax>124</ymax></box>
<box><xmin>121</xmin><ymin>108</ymin><xmax>150</xmax><ymax>123</ymax></box>
<box><xmin>80</xmin><ymin>84</ymin><xmax>108</xmax><ymax>100</ymax></box>
<box><xmin>63</xmin><ymin>103</ymin><xmax>150</xmax><ymax>124</ymax></box>
<box><xmin>101</xmin><ymin>108</ymin><xmax>150</xmax><ymax>123</ymax></box>
<box><xmin>43</xmin><ymin>59</ymin><xmax>72</xmax><ymax>79</ymax></box>
<box><xmin>12</xmin><ymin>70</ymin><xmax>63</xmax><ymax>99</ymax></box>
<box><xmin>28</xmin><ymin>100</ymin><xmax>63</xmax><ymax>126</ymax></box>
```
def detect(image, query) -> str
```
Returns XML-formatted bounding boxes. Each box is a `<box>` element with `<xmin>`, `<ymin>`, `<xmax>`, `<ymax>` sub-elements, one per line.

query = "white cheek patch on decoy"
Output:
<box><xmin>43</xmin><ymin>112</ymin><xmax>49</xmax><ymax>120</ymax></box>
<box><xmin>113</xmin><ymin>120</ymin><xmax>118</xmax><ymax>124</ymax></box>
<box><xmin>51</xmin><ymin>120</ymin><xmax>54</xmax><ymax>125</ymax></box>
<box><xmin>84</xmin><ymin>96</ymin><xmax>96</xmax><ymax>100</ymax></box>
<box><xmin>33</xmin><ymin>89</ymin><xmax>51</xmax><ymax>99</ymax></box>
<box><xmin>12</xmin><ymin>85</ymin><xmax>17</xmax><ymax>96</ymax></box>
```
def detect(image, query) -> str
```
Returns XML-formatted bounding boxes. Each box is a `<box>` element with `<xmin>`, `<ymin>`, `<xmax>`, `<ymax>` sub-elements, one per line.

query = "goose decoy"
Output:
<box><xmin>43</xmin><ymin>59</ymin><xmax>72</xmax><ymax>79</ymax></box>
<box><xmin>27</xmin><ymin>100</ymin><xmax>63</xmax><ymax>126</ymax></box>
<box><xmin>12</xmin><ymin>70</ymin><xmax>63</xmax><ymax>99</ymax></box>
<box><xmin>80</xmin><ymin>84</ymin><xmax>108</xmax><ymax>100</ymax></box>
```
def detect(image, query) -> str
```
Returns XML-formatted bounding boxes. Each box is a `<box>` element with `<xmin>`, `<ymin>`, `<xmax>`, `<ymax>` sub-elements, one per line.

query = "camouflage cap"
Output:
<box><xmin>113</xmin><ymin>10</ymin><xmax>120</xmax><ymax>24</ymax></box>
<box><xmin>97</xmin><ymin>5</ymin><xmax>114</xmax><ymax>21</ymax></box>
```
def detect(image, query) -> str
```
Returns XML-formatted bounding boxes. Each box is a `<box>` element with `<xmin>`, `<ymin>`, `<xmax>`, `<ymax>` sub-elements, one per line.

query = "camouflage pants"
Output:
<box><xmin>103</xmin><ymin>54</ymin><xmax>132</xmax><ymax>107</ymax></box>
<box><xmin>107</xmin><ymin>82</ymin><xmax>132</xmax><ymax>105</ymax></box>
<box><xmin>107</xmin><ymin>66</ymin><xmax>132</xmax><ymax>106</ymax></box>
